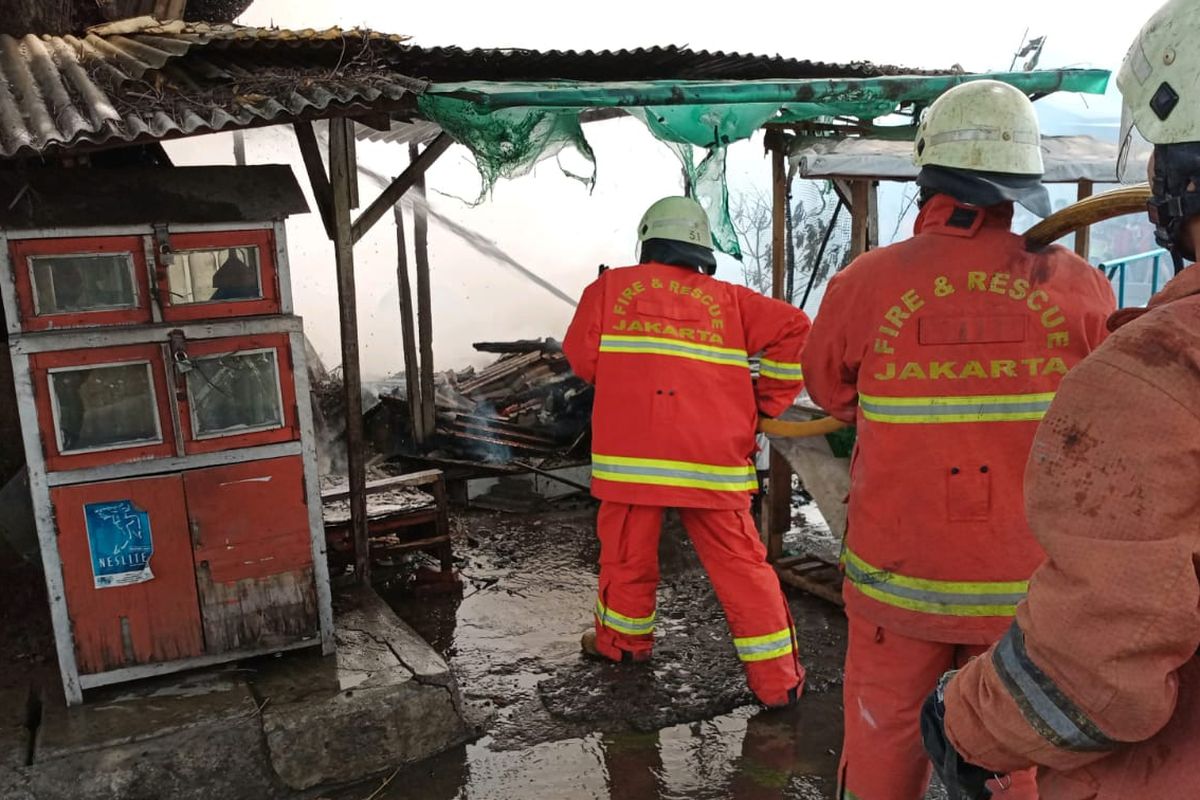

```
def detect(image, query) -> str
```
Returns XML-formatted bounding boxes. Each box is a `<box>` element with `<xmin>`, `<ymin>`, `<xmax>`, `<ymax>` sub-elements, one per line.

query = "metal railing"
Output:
<box><xmin>1097</xmin><ymin>248</ymin><xmax>1169</xmax><ymax>308</ymax></box>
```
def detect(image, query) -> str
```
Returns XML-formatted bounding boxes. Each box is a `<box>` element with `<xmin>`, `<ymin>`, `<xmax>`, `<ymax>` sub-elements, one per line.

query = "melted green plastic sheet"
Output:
<box><xmin>417</xmin><ymin>70</ymin><xmax>1111</xmax><ymax>257</ymax></box>
<box><xmin>416</xmin><ymin>94</ymin><xmax>596</xmax><ymax>201</ymax></box>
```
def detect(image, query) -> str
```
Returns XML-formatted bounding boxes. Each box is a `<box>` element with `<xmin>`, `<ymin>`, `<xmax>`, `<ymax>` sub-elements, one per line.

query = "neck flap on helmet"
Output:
<box><xmin>639</xmin><ymin>238</ymin><xmax>718</xmax><ymax>275</ymax></box>
<box><xmin>917</xmin><ymin>165</ymin><xmax>1051</xmax><ymax>219</ymax></box>
<box><xmin>1149</xmin><ymin>143</ymin><xmax>1200</xmax><ymax>273</ymax></box>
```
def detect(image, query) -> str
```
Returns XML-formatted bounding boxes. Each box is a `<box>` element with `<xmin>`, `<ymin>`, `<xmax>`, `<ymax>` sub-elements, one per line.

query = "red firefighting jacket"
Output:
<box><xmin>945</xmin><ymin>268</ymin><xmax>1200</xmax><ymax>799</ymax></box>
<box><xmin>803</xmin><ymin>195</ymin><xmax>1115</xmax><ymax>643</ymax></box>
<box><xmin>563</xmin><ymin>261</ymin><xmax>811</xmax><ymax>510</ymax></box>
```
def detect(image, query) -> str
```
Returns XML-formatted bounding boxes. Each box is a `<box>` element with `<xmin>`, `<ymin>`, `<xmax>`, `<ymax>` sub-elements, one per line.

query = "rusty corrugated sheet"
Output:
<box><xmin>0</xmin><ymin>18</ymin><xmax>947</xmax><ymax>159</ymax></box>
<box><xmin>0</xmin><ymin>20</ymin><xmax>424</xmax><ymax>158</ymax></box>
<box><xmin>388</xmin><ymin>44</ymin><xmax>948</xmax><ymax>83</ymax></box>
<box><xmin>357</xmin><ymin>46</ymin><xmax>944</xmax><ymax>147</ymax></box>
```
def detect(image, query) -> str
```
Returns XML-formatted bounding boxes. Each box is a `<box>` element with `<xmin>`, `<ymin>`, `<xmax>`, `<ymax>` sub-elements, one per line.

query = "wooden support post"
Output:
<box><xmin>394</xmin><ymin>205</ymin><xmax>425</xmax><ymax>444</ymax></box>
<box><xmin>232</xmin><ymin>130</ymin><xmax>246</xmax><ymax>166</ymax></box>
<box><xmin>832</xmin><ymin>178</ymin><xmax>854</xmax><ymax>212</ymax></box>
<box><xmin>294</xmin><ymin>121</ymin><xmax>335</xmax><ymax>240</ymax></box>
<box><xmin>351</xmin><ymin>133</ymin><xmax>452</xmax><ymax>244</ymax></box>
<box><xmin>766</xmin><ymin>137</ymin><xmax>792</xmax><ymax>561</ymax></box>
<box><xmin>328</xmin><ymin>117</ymin><xmax>371</xmax><ymax>585</ymax></box>
<box><xmin>867</xmin><ymin>180</ymin><xmax>879</xmax><ymax>251</ymax></box>
<box><xmin>411</xmin><ymin>142</ymin><xmax>437</xmax><ymax>444</ymax></box>
<box><xmin>1075</xmin><ymin>180</ymin><xmax>1094</xmax><ymax>260</ymax></box>
<box><xmin>849</xmin><ymin>179</ymin><xmax>878</xmax><ymax>259</ymax></box>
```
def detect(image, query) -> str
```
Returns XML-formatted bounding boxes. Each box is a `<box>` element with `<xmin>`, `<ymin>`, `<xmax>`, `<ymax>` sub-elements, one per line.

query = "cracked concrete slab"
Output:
<box><xmin>32</xmin><ymin>672</ymin><xmax>281</xmax><ymax>800</ymax></box>
<box><xmin>254</xmin><ymin>587</ymin><xmax>471</xmax><ymax>791</ymax></box>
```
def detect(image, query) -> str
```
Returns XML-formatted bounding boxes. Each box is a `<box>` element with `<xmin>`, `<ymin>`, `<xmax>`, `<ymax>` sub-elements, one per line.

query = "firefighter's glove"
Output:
<box><xmin>920</xmin><ymin>670</ymin><xmax>993</xmax><ymax>800</ymax></box>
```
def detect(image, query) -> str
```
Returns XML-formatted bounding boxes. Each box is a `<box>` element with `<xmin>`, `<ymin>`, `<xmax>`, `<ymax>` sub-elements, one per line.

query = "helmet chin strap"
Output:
<box><xmin>1150</xmin><ymin>143</ymin><xmax>1200</xmax><ymax>273</ymax></box>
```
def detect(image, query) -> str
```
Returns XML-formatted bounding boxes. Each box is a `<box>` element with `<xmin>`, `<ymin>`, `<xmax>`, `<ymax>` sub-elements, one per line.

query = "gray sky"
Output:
<box><xmin>238</xmin><ymin>0</ymin><xmax>1138</xmax><ymax>74</ymax></box>
<box><xmin>165</xmin><ymin>0</ymin><xmax>1152</xmax><ymax>378</ymax></box>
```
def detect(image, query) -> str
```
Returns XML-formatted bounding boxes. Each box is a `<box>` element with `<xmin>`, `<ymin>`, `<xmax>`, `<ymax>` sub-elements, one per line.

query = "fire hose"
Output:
<box><xmin>1024</xmin><ymin>183</ymin><xmax>1151</xmax><ymax>248</ymax></box>
<box><xmin>757</xmin><ymin>415</ymin><xmax>847</xmax><ymax>438</ymax></box>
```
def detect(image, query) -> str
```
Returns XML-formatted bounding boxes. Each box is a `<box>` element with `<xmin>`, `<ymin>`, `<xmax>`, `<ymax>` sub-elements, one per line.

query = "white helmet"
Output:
<box><xmin>637</xmin><ymin>196</ymin><xmax>713</xmax><ymax>249</ymax></box>
<box><xmin>1117</xmin><ymin>0</ymin><xmax>1200</xmax><ymax>264</ymax></box>
<box><xmin>1116</xmin><ymin>0</ymin><xmax>1199</xmax><ymax>181</ymax></box>
<box><xmin>914</xmin><ymin>79</ymin><xmax>1044</xmax><ymax>176</ymax></box>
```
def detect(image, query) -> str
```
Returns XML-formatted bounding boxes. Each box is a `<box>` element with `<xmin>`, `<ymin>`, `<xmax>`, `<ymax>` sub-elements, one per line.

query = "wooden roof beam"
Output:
<box><xmin>350</xmin><ymin>133</ymin><xmax>452</xmax><ymax>245</ymax></box>
<box><xmin>293</xmin><ymin>120</ymin><xmax>335</xmax><ymax>240</ymax></box>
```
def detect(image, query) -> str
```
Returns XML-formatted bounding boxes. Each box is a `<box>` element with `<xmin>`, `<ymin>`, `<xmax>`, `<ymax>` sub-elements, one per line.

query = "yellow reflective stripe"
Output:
<box><xmin>603</xmin><ymin>335</ymin><xmax>747</xmax><ymax>357</ymax></box>
<box><xmin>593</xmin><ymin>455</ymin><xmax>756</xmax><ymax>476</ymax></box>
<box><xmin>733</xmin><ymin>627</ymin><xmax>794</xmax><ymax>663</ymax></box>
<box><xmin>591</xmin><ymin>454</ymin><xmax>758</xmax><ymax>492</ymax></box>
<box><xmin>599</xmin><ymin>334</ymin><xmax>749</xmax><ymax>368</ymax></box>
<box><xmin>595</xmin><ymin>598</ymin><xmax>655</xmax><ymax>635</ymax></box>
<box><xmin>859</xmin><ymin>391</ymin><xmax>1055</xmax><ymax>424</ymax></box>
<box><xmin>758</xmin><ymin>358</ymin><xmax>804</xmax><ymax>381</ymax></box>
<box><xmin>860</xmin><ymin>391</ymin><xmax>1057</xmax><ymax>407</ymax></box>
<box><xmin>842</xmin><ymin>549</ymin><xmax>1028</xmax><ymax>617</ymax></box>
<box><xmin>592</xmin><ymin>470</ymin><xmax>758</xmax><ymax>491</ymax></box>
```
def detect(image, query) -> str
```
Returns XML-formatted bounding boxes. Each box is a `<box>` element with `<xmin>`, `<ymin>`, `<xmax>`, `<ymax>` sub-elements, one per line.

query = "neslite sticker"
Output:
<box><xmin>84</xmin><ymin>499</ymin><xmax>154</xmax><ymax>589</ymax></box>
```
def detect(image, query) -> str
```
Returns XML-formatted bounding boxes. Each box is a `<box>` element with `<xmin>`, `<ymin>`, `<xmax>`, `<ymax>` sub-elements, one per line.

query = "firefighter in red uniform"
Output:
<box><xmin>563</xmin><ymin>196</ymin><xmax>810</xmax><ymax>708</ymax></box>
<box><xmin>801</xmin><ymin>81</ymin><xmax>1116</xmax><ymax>799</ymax></box>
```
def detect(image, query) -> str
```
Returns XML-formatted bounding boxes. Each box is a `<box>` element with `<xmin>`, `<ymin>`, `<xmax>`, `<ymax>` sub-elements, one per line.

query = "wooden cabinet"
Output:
<box><xmin>51</xmin><ymin>456</ymin><xmax>317</xmax><ymax>675</ymax></box>
<box><xmin>53</xmin><ymin>475</ymin><xmax>204</xmax><ymax>675</ymax></box>
<box><xmin>1</xmin><ymin>213</ymin><xmax>332</xmax><ymax>705</ymax></box>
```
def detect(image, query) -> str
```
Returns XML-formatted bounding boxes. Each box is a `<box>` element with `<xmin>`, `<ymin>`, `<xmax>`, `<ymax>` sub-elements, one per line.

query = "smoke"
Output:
<box><xmin>355</xmin><ymin>159</ymin><xmax>577</xmax><ymax>308</ymax></box>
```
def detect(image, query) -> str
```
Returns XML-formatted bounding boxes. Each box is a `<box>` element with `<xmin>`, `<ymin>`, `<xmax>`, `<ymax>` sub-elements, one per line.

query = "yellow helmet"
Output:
<box><xmin>637</xmin><ymin>196</ymin><xmax>713</xmax><ymax>250</ymax></box>
<box><xmin>1118</xmin><ymin>0</ymin><xmax>1200</xmax><ymax>147</ymax></box>
<box><xmin>1117</xmin><ymin>0</ymin><xmax>1200</xmax><ymax>264</ymax></box>
<box><xmin>914</xmin><ymin>80</ymin><xmax>1044</xmax><ymax>176</ymax></box>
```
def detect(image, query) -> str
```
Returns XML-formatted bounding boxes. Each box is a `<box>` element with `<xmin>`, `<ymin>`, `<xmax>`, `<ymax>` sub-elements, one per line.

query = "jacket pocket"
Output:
<box><xmin>651</xmin><ymin>387</ymin><xmax>677</xmax><ymax>426</ymax></box>
<box><xmin>946</xmin><ymin>465</ymin><xmax>991</xmax><ymax>521</ymax></box>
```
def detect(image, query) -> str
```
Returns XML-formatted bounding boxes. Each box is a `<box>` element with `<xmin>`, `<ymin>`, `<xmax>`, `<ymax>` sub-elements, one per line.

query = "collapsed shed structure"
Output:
<box><xmin>0</xmin><ymin>16</ymin><xmax>1117</xmax><ymax>701</ymax></box>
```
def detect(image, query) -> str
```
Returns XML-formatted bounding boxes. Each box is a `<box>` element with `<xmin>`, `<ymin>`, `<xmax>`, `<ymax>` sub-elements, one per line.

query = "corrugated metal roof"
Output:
<box><xmin>387</xmin><ymin>44</ymin><xmax>948</xmax><ymax>83</ymax></box>
<box><xmin>0</xmin><ymin>20</ymin><xmax>424</xmax><ymax>158</ymax></box>
<box><xmin>0</xmin><ymin>19</ymin><xmax>949</xmax><ymax>159</ymax></box>
<box><xmin>357</xmin><ymin>47</ymin><xmax>946</xmax><ymax>148</ymax></box>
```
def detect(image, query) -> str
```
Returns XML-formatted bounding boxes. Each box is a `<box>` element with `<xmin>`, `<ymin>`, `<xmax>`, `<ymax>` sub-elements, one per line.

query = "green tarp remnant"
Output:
<box><xmin>416</xmin><ymin>95</ymin><xmax>597</xmax><ymax>200</ymax></box>
<box><xmin>630</xmin><ymin>103</ymin><xmax>786</xmax><ymax>257</ymax></box>
<box><xmin>417</xmin><ymin>69</ymin><xmax>1111</xmax><ymax>256</ymax></box>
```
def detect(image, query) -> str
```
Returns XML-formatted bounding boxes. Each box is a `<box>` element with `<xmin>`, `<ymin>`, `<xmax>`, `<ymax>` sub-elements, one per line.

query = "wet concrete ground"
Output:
<box><xmin>2</xmin><ymin>489</ymin><xmax>950</xmax><ymax>799</ymax></box>
<box><xmin>331</xmin><ymin>500</ymin><xmax>869</xmax><ymax>800</ymax></box>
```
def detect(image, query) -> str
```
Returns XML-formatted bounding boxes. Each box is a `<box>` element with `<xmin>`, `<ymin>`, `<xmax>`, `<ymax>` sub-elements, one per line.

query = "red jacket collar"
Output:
<box><xmin>1108</xmin><ymin>263</ymin><xmax>1200</xmax><ymax>331</ymax></box>
<box><xmin>914</xmin><ymin>194</ymin><xmax>1014</xmax><ymax>239</ymax></box>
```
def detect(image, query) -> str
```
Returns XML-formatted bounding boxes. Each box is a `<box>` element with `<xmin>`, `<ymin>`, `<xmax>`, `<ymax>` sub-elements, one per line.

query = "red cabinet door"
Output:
<box><xmin>31</xmin><ymin>343</ymin><xmax>176</xmax><ymax>472</ymax></box>
<box><xmin>53</xmin><ymin>475</ymin><xmax>204</xmax><ymax>675</ymax></box>
<box><xmin>158</xmin><ymin>230</ymin><xmax>281</xmax><ymax>321</ymax></box>
<box><xmin>10</xmin><ymin>236</ymin><xmax>153</xmax><ymax>331</ymax></box>
<box><xmin>184</xmin><ymin>456</ymin><xmax>317</xmax><ymax>653</ymax></box>
<box><xmin>177</xmin><ymin>333</ymin><xmax>299</xmax><ymax>455</ymax></box>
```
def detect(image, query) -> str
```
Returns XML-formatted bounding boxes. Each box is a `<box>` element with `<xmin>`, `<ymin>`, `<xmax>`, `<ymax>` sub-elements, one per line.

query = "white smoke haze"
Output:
<box><xmin>166</xmin><ymin>119</ymin><xmax>713</xmax><ymax>380</ymax></box>
<box><xmin>160</xmin><ymin>0</ymin><xmax>1145</xmax><ymax>379</ymax></box>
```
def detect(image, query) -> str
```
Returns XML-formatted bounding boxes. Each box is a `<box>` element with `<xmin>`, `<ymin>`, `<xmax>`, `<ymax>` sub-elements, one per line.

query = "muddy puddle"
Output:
<box><xmin>324</xmin><ymin>506</ymin><xmax>840</xmax><ymax>799</ymax></box>
<box><xmin>332</xmin><ymin>504</ymin><xmax>947</xmax><ymax>800</ymax></box>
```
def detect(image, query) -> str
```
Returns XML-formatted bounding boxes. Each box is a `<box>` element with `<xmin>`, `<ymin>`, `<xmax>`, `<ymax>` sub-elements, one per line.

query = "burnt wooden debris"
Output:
<box><xmin>365</xmin><ymin>338</ymin><xmax>592</xmax><ymax>466</ymax></box>
<box><xmin>321</xmin><ymin>470</ymin><xmax>452</xmax><ymax>578</ymax></box>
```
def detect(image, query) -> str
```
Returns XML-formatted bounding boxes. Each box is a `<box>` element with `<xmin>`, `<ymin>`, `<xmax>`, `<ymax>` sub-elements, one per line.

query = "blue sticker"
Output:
<box><xmin>84</xmin><ymin>500</ymin><xmax>155</xmax><ymax>589</ymax></box>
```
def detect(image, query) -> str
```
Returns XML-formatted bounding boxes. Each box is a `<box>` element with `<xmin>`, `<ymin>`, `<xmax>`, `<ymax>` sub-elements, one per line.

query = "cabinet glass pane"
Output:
<box><xmin>167</xmin><ymin>247</ymin><xmax>262</xmax><ymax>305</ymax></box>
<box><xmin>50</xmin><ymin>363</ymin><xmax>161</xmax><ymax>452</ymax></box>
<box><xmin>187</xmin><ymin>351</ymin><xmax>283</xmax><ymax>437</ymax></box>
<box><xmin>31</xmin><ymin>254</ymin><xmax>137</xmax><ymax>315</ymax></box>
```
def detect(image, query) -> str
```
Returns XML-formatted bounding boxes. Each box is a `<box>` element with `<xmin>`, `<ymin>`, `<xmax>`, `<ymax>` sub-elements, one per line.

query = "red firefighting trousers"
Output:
<box><xmin>592</xmin><ymin>501</ymin><xmax>805</xmax><ymax>707</ymax></box>
<box><xmin>839</xmin><ymin>613</ymin><xmax>1037</xmax><ymax>800</ymax></box>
